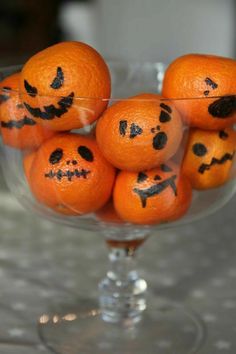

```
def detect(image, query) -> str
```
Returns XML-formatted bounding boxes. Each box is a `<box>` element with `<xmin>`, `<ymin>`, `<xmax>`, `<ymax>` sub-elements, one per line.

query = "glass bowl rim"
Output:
<box><xmin>0</xmin><ymin>64</ymin><xmax>236</xmax><ymax>101</ymax></box>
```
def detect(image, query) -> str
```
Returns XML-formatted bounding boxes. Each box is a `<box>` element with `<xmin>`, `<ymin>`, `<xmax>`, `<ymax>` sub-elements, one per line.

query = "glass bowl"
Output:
<box><xmin>0</xmin><ymin>62</ymin><xmax>235</xmax><ymax>354</ymax></box>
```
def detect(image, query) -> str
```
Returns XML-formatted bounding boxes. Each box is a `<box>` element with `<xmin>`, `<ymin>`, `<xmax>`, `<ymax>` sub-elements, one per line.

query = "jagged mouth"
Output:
<box><xmin>24</xmin><ymin>92</ymin><xmax>74</xmax><ymax>120</ymax></box>
<box><xmin>133</xmin><ymin>175</ymin><xmax>177</xmax><ymax>208</ymax></box>
<box><xmin>198</xmin><ymin>151</ymin><xmax>235</xmax><ymax>174</ymax></box>
<box><xmin>1</xmin><ymin>116</ymin><xmax>36</xmax><ymax>129</ymax></box>
<box><xmin>45</xmin><ymin>168</ymin><xmax>90</xmax><ymax>181</ymax></box>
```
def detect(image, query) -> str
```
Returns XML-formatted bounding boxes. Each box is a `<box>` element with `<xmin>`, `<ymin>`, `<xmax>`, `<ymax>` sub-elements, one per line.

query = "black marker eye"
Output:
<box><xmin>129</xmin><ymin>123</ymin><xmax>143</xmax><ymax>138</ymax></box>
<box><xmin>159</xmin><ymin>110</ymin><xmax>171</xmax><ymax>123</ymax></box>
<box><xmin>160</xmin><ymin>103</ymin><xmax>172</xmax><ymax>113</ymax></box>
<box><xmin>50</xmin><ymin>67</ymin><xmax>64</xmax><ymax>89</ymax></box>
<box><xmin>49</xmin><ymin>148</ymin><xmax>63</xmax><ymax>164</ymax></box>
<box><xmin>192</xmin><ymin>143</ymin><xmax>208</xmax><ymax>157</ymax></box>
<box><xmin>137</xmin><ymin>172</ymin><xmax>148</xmax><ymax>183</ymax></box>
<box><xmin>153</xmin><ymin>132</ymin><xmax>168</xmax><ymax>150</ymax></box>
<box><xmin>78</xmin><ymin>146</ymin><xmax>94</xmax><ymax>162</ymax></box>
<box><xmin>24</xmin><ymin>80</ymin><xmax>38</xmax><ymax>97</ymax></box>
<box><xmin>219</xmin><ymin>130</ymin><xmax>229</xmax><ymax>140</ymax></box>
<box><xmin>119</xmin><ymin>120</ymin><xmax>127</xmax><ymax>136</ymax></box>
<box><xmin>205</xmin><ymin>77</ymin><xmax>218</xmax><ymax>90</ymax></box>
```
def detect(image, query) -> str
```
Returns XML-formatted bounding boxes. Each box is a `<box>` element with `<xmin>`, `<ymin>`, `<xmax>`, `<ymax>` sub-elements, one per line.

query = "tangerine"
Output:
<box><xmin>113</xmin><ymin>162</ymin><xmax>192</xmax><ymax>225</ymax></box>
<box><xmin>23</xmin><ymin>150</ymin><xmax>37</xmax><ymax>182</ymax></box>
<box><xmin>24</xmin><ymin>133</ymin><xmax>116</xmax><ymax>215</ymax></box>
<box><xmin>96</xmin><ymin>93</ymin><xmax>183</xmax><ymax>171</ymax></box>
<box><xmin>162</xmin><ymin>54</ymin><xmax>236</xmax><ymax>130</ymax></box>
<box><xmin>182</xmin><ymin>127</ymin><xmax>236</xmax><ymax>190</ymax></box>
<box><xmin>19</xmin><ymin>41</ymin><xmax>111</xmax><ymax>131</ymax></box>
<box><xmin>0</xmin><ymin>73</ymin><xmax>55</xmax><ymax>149</ymax></box>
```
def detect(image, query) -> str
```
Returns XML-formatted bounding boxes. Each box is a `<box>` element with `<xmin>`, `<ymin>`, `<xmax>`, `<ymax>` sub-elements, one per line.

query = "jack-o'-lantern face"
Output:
<box><xmin>0</xmin><ymin>73</ymin><xmax>55</xmax><ymax>150</ymax></box>
<box><xmin>25</xmin><ymin>133</ymin><xmax>115</xmax><ymax>215</ymax></box>
<box><xmin>22</xmin><ymin>69</ymin><xmax>75</xmax><ymax>129</ymax></box>
<box><xmin>182</xmin><ymin>128</ymin><xmax>236</xmax><ymax>190</ymax></box>
<box><xmin>19</xmin><ymin>42</ymin><xmax>111</xmax><ymax>131</ymax></box>
<box><xmin>133</xmin><ymin>164</ymin><xmax>178</xmax><ymax>209</ymax></box>
<box><xmin>162</xmin><ymin>54</ymin><xmax>236</xmax><ymax>130</ymax></box>
<box><xmin>113</xmin><ymin>162</ymin><xmax>192</xmax><ymax>225</ymax></box>
<box><xmin>118</xmin><ymin>102</ymin><xmax>174</xmax><ymax>150</ymax></box>
<box><xmin>96</xmin><ymin>94</ymin><xmax>183</xmax><ymax>172</ymax></box>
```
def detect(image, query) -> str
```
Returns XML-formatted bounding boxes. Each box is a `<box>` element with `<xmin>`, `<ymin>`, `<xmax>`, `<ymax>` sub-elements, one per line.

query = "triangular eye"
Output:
<box><xmin>49</xmin><ymin>148</ymin><xmax>63</xmax><ymax>164</ymax></box>
<box><xmin>159</xmin><ymin>110</ymin><xmax>171</xmax><ymax>123</ymax></box>
<box><xmin>159</xmin><ymin>103</ymin><xmax>172</xmax><ymax>122</ymax></box>
<box><xmin>219</xmin><ymin>130</ymin><xmax>229</xmax><ymax>140</ymax></box>
<box><xmin>192</xmin><ymin>143</ymin><xmax>208</xmax><ymax>157</ymax></box>
<box><xmin>78</xmin><ymin>146</ymin><xmax>94</xmax><ymax>162</ymax></box>
<box><xmin>137</xmin><ymin>172</ymin><xmax>148</xmax><ymax>183</ymax></box>
<box><xmin>129</xmin><ymin>123</ymin><xmax>143</xmax><ymax>138</ymax></box>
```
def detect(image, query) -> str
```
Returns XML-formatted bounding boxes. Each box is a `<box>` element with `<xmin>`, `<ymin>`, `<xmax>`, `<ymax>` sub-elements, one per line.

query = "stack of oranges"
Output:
<box><xmin>0</xmin><ymin>42</ymin><xmax>235</xmax><ymax>225</ymax></box>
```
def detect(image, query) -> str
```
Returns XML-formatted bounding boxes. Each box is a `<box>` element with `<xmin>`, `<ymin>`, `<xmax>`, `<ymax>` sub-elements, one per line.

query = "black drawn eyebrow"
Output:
<box><xmin>50</xmin><ymin>67</ymin><xmax>64</xmax><ymax>89</ymax></box>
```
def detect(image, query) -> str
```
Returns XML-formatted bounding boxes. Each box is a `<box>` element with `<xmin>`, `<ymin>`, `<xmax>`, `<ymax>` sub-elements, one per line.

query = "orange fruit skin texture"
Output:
<box><xmin>162</xmin><ymin>54</ymin><xmax>236</xmax><ymax>130</ymax></box>
<box><xmin>0</xmin><ymin>73</ymin><xmax>55</xmax><ymax>149</ymax></box>
<box><xmin>19</xmin><ymin>41</ymin><xmax>111</xmax><ymax>131</ymax></box>
<box><xmin>113</xmin><ymin>162</ymin><xmax>192</xmax><ymax>225</ymax></box>
<box><xmin>24</xmin><ymin>133</ymin><xmax>116</xmax><ymax>215</ymax></box>
<box><xmin>96</xmin><ymin>199</ymin><xmax>124</xmax><ymax>224</ymax></box>
<box><xmin>96</xmin><ymin>93</ymin><xmax>183</xmax><ymax>172</ymax></box>
<box><xmin>23</xmin><ymin>150</ymin><xmax>37</xmax><ymax>182</ymax></box>
<box><xmin>182</xmin><ymin>128</ymin><xmax>236</xmax><ymax>190</ymax></box>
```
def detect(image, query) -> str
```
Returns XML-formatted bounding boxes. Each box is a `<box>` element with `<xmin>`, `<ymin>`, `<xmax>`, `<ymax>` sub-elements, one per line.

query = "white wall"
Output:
<box><xmin>96</xmin><ymin>0</ymin><xmax>235</xmax><ymax>62</ymax></box>
<box><xmin>60</xmin><ymin>0</ymin><xmax>236</xmax><ymax>62</ymax></box>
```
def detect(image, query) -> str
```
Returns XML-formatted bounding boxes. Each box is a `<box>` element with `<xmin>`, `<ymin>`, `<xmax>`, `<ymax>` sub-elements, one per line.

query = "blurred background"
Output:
<box><xmin>0</xmin><ymin>0</ymin><xmax>235</xmax><ymax>67</ymax></box>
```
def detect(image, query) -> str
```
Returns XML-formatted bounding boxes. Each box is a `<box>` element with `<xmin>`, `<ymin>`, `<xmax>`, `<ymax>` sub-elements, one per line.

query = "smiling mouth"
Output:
<box><xmin>45</xmin><ymin>169</ymin><xmax>90</xmax><ymax>181</ymax></box>
<box><xmin>24</xmin><ymin>92</ymin><xmax>74</xmax><ymax>120</ymax></box>
<box><xmin>133</xmin><ymin>175</ymin><xmax>177</xmax><ymax>208</ymax></box>
<box><xmin>198</xmin><ymin>151</ymin><xmax>235</xmax><ymax>174</ymax></box>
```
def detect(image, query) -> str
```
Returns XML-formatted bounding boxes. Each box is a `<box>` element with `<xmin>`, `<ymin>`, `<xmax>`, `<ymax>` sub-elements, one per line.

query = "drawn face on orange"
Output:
<box><xmin>96</xmin><ymin>94</ymin><xmax>183</xmax><ymax>172</ymax></box>
<box><xmin>182</xmin><ymin>128</ymin><xmax>236</xmax><ymax>190</ymax></box>
<box><xmin>162</xmin><ymin>54</ymin><xmax>236</xmax><ymax>130</ymax></box>
<box><xmin>113</xmin><ymin>162</ymin><xmax>192</xmax><ymax>225</ymax></box>
<box><xmin>19</xmin><ymin>42</ymin><xmax>111</xmax><ymax>131</ymax></box>
<box><xmin>25</xmin><ymin>133</ymin><xmax>116</xmax><ymax>215</ymax></box>
<box><xmin>0</xmin><ymin>73</ymin><xmax>55</xmax><ymax>150</ymax></box>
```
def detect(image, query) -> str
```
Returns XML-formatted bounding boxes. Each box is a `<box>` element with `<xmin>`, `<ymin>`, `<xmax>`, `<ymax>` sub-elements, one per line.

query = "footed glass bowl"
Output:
<box><xmin>0</xmin><ymin>62</ymin><xmax>235</xmax><ymax>354</ymax></box>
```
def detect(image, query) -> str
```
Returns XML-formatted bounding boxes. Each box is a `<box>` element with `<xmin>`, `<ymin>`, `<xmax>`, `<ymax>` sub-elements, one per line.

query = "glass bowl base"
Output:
<box><xmin>38</xmin><ymin>298</ymin><xmax>205</xmax><ymax>354</ymax></box>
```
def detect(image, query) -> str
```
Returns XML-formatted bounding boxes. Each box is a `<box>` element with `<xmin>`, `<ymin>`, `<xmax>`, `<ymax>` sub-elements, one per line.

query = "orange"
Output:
<box><xmin>182</xmin><ymin>128</ymin><xmax>236</xmax><ymax>190</ymax></box>
<box><xmin>96</xmin><ymin>199</ymin><xmax>124</xmax><ymax>224</ymax></box>
<box><xmin>23</xmin><ymin>150</ymin><xmax>37</xmax><ymax>182</ymax></box>
<box><xmin>19</xmin><ymin>41</ymin><xmax>111</xmax><ymax>131</ymax></box>
<box><xmin>0</xmin><ymin>73</ymin><xmax>55</xmax><ymax>149</ymax></box>
<box><xmin>96</xmin><ymin>93</ymin><xmax>183</xmax><ymax>171</ymax></box>
<box><xmin>162</xmin><ymin>54</ymin><xmax>236</xmax><ymax>130</ymax></box>
<box><xmin>113</xmin><ymin>162</ymin><xmax>192</xmax><ymax>225</ymax></box>
<box><xmin>24</xmin><ymin>133</ymin><xmax>116</xmax><ymax>215</ymax></box>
